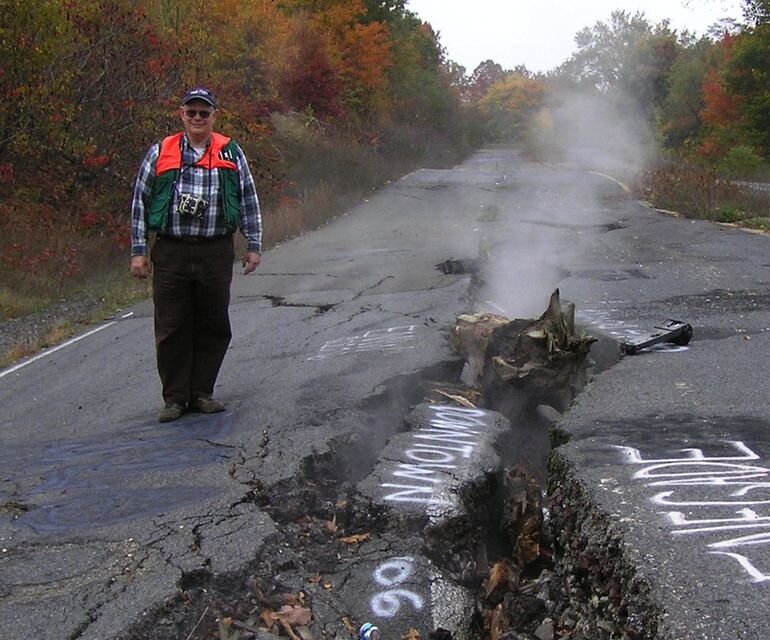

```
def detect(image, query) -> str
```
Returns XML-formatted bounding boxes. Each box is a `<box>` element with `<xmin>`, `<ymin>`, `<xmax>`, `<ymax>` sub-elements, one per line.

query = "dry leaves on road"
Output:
<box><xmin>340</xmin><ymin>532</ymin><xmax>370</xmax><ymax>544</ymax></box>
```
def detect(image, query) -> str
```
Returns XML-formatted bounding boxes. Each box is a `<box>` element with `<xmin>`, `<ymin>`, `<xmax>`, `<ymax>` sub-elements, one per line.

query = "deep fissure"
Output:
<box><xmin>116</xmin><ymin>250</ymin><xmax>640</xmax><ymax>640</ymax></box>
<box><xmin>121</xmin><ymin>319</ymin><xmax>617</xmax><ymax>640</ymax></box>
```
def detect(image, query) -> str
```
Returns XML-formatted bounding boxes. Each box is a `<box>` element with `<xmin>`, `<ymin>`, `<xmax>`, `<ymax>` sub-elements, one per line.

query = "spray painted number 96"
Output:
<box><xmin>370</xmin><ymin>556</ymin><xmax>424</xmax><ymax>618</ymax></box>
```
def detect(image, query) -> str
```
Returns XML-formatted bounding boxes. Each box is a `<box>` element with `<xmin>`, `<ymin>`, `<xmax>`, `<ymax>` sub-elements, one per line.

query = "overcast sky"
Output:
<box><xmin>406</xmin><ymin>0</ymin><xmax>745</xmax><ymax>73</ymax></box>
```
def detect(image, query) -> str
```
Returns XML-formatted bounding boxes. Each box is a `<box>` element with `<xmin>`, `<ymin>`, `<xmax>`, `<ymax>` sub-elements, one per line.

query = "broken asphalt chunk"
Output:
<box><xmin>620</xmin><ymin>319</ymin><xmax>693</xmax><ymax>355</ymax></box>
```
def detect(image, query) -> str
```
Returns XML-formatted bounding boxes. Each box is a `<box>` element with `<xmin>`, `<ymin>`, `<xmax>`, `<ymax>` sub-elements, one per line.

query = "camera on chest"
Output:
<box><xmin>178</xmin><ymin>194</ymin><xmax>210</xmax><ymax>219</ymax></box>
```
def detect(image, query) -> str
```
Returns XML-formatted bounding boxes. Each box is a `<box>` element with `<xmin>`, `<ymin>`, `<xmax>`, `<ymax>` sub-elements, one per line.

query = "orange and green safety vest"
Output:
<box><xmin>148</xmin><ymin>131</ymin><xmax>241</xmax><ymax>232</ymax></box>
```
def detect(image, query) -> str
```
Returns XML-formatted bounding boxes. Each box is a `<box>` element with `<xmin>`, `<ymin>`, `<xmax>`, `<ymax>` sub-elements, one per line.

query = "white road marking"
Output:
<box><xmin>0</xmin><ymin>321</ymin><xmax>117</xmax><ymax>380</ymax></box>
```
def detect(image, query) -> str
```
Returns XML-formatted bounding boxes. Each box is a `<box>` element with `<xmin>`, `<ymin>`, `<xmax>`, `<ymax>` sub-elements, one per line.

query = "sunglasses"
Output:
<box><xmin>184</xmin><ymin>109</ymin><xmax>213</xmax><ymax>119</ymax></box>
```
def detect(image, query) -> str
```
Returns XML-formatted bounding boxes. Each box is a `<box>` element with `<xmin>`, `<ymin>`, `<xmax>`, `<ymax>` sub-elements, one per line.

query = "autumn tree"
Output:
<box><xmin>1</xmin><ymin>0</ymin><xmax>177</xmax><ymax>184</ymax></box>
<box><xmin>465</xmin><ymin>60</ymin><xmax>508</xmax><ymax>101</ymax></box>
<box><xmin>0</xmin><ymin>0</ymin><xmax>65</xmax><ymax>162</ymax></box>
<box><xmin>478</xmin><ymin>73</ymin><xmax>546</xmax><ymax>142</ymax></box>
<box><xmin>283</xmin><ymin>20</ymin><xmax>345</xmax><ymax>118</ymax></box>
<box><xmin>273</xmin><ymin>0</ymin><xmax>393</xmax><ymax>125</ymax></box>
<box><xmin>657</xmin><ymin>35</ymin><xmax>718</xmax><ymax>148</ymax></box>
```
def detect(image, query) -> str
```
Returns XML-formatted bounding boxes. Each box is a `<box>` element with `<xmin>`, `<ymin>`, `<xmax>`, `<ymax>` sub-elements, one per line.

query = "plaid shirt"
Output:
<box><xmin>130</xmin><ymin>133</ymin><xmax>262</xmax><ymax>256</ymax></box>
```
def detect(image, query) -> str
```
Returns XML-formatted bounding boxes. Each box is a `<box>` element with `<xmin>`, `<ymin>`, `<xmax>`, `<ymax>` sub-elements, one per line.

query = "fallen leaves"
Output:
<box><xmin>268</xmin><ymin>605</ymin><xmax>313</xmax><ymax>626</ymax></box>
<box><xmin>402</xmin><ymin>629</ymin><xmax>421</xmax><ymax>640</ymax></box>
<box><xmin>339</xmin><ymin>532</ymin><xmax>370</xmax><ymax>544</ymax></box>
<box><xmin>259</xmin><ymin>604</ymin><xmax>314</xmax><ymax>640</ymax></box>
<box><xmin>502</xmin><ymin>466</ymin><xmax>544</xmax><ymax>568</ymax></box>
<box><xmin>483</xmin><ymin>559</ymin><xmax>521</xmax><ymax>603</ymax></box>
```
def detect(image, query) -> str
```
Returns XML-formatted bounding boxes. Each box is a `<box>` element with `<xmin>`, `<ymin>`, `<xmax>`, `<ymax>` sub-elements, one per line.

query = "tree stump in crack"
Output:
<box><xmin>450</xmin><ymin>312</ymin><xmax>509</xmax><ymax>387</ymax></box>
<box><xmin>452</xmin><ymin>289</ymin><xmax>597</xmax><ymax>412</ymax></box>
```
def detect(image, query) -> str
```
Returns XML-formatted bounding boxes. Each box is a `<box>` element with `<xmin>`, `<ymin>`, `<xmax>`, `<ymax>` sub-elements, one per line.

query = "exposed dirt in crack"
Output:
<box><xmin>114</xmin><ymin>258</ymin><xmax>635</xmax><ymax>640</ymax></box>
<box><xmin>117</xmin><ymin>284</ymin><xmax>626</xmax><ymax>640</ymax></box>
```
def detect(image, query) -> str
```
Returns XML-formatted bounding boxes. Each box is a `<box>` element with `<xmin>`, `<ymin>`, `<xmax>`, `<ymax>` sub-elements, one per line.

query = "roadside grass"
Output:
<box><xmin>0</xmin><ymin>283</ymin><xmax>50</xmax><ymax>318</ymax></box>
<box><xmin>0</xmin><ymin>321</ymin><xmax>75</xmax><ymax>368</ymax></box>
<box><xmin>743</xmin><ymin>217</ymin><xmax>770</xmax><ymax>232</ymax></box>
<box><xmin>0</xmin><ymin>267</ymin><xmax>152</xmax><ymax>368</ymax></box>
<box><xmin>4</xmin><ymin>321</ymin><xmax>76</xmax><ymax>362</ymax></box>
<box><xmin>1</xmin><ymin>342</ymin><xmax>37</xmax><ymax>367</ymax></box>
<box><xmin>1</xmin><ymin>125</ymin><xmax>470</xmax><ymax>367</ymax></box>
<box><xmin>638</xmin><ymin>164</ymin><xmax>770</xmax><ymax>231</ymax></box>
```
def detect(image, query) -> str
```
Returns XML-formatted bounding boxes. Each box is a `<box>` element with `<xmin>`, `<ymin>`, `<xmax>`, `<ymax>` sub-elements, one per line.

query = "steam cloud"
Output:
<box><xmin>477</xmin><ymin>87</ymin><xmax>653</xmax><ymax>318</ymax></box>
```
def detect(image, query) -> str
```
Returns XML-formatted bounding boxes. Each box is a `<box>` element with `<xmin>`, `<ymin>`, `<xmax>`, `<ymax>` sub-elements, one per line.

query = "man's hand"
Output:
<box><xmin>130</xmin><ymin>255</ymin><xmax>151</xmax><ymax>279</ymax></box>
<box><xmin>242</xmin><ymin>251</ymin><xmax>261</xmax><ymax>275</ymax></box>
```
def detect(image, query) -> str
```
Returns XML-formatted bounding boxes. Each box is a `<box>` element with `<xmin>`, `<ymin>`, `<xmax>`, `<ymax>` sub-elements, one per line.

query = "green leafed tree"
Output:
<box><xmin>657</xmin><ymin>36</ymin><xmax>718</xmax><ymax>149</ymax></box>
<box><xmin>387</xmin><ymin>15</ymin><xmax>454</xmax><ymax>126</ymax></box>
<box><xmin>725</xmin><ymin>22</ymin><xmax>770</xmax><ymax>155</ymax></box>
<box><xmin>556</xmin><ymin>10</ymin><xmax>680</xmax><ymax>116</ymax></box>
<box><xmin>742</xmin><ymin>0</ymin><xmax>770</xmax><ymax>25</ymax></box>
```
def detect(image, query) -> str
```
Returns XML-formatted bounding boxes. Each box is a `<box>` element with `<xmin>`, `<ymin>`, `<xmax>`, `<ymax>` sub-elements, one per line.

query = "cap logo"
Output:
<box><xmin>182</xmin><ymin>88</ymin><xmax>216</xmax><ymax>107</ymax></box>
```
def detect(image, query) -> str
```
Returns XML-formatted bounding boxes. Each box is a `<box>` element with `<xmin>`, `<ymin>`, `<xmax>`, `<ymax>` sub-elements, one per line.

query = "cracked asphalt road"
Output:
<box><xmin>1</xmin><ymin>148</ymin><xmax>769</xmax><ymax>639</ymax></box>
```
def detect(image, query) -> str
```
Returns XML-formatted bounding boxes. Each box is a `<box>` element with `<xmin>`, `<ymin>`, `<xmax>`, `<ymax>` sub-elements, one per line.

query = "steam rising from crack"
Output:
<box><xmin>478</xmin><ymin>88</ymin><xmax>652</xmax><ymax>318</ymax></box>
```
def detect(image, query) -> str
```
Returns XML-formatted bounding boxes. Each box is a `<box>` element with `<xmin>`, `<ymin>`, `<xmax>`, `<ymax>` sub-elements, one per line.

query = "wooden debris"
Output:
<box><xmin>435</xmin><ymin>389</ymin><xmax>477</xmax><ymax>408</ymax></box>
<box><xmin>451</xmin><ymin>290</ymin><xmax>596</xmax><ymax>408</ymax></box>
<box><xmin>451</xmin><ymin>312</ymin><xmax>509</xmax><ymax>386</ymax></box>
<box><xmin>486</xmin><ymin>289</ymin><xmax>595</xmax><ymax>386</ymax></box>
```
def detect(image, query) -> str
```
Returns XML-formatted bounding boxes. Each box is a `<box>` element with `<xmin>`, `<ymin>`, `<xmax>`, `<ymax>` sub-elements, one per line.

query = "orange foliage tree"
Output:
<box><xmin>1</xmin><ymin>0</ymin><xmax>468</xmax><ymax>306</ymax></box>
<box><xmin>478</xmin><ymin>74</ymin><xmax>546</xmax><ymax>142</ymax></box>
<box><xmin>697</xmin><ymin>34</ymin><xmax>745</xmax><ymax>160</ymax></box>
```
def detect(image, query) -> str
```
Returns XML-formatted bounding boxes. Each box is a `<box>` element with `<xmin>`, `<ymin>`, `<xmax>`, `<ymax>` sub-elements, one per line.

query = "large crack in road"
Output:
<box><xmin>110</xmin><ymin>275</ymin><xmax>626</xmax><ymax>640</ymax></box>
<box><xmin>8</xmin><ymin>152</ymin><xmax>760</xmax><ymax>640</ymax></box>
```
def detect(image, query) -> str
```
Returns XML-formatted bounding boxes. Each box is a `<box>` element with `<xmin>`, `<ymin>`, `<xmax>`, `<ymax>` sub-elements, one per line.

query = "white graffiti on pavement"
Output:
<box><xmin>381</xmin><ymin>406</ymin><xmax>489</xmax><ymax>506</ymax></box>
<box><xmin>613</xmin><ymin>440</ymin><xmax>770</xmax><ymax>583</ymax></box>
<box><xmin>310</xmin><ymin>325</ymin><xmax>417</xmax><ymax>360</ymax></box>
<box><xmin>369</xmin><ymin>556</ymin><xmax>424</xmax><ymax>619</ymax></box>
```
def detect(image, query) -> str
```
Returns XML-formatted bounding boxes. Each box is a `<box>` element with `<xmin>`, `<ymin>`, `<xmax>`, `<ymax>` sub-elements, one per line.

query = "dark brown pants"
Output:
<box><xmin>150</xmin><ymin>234</ymin><xmax>234</xmax><ymax>405</ymax></box>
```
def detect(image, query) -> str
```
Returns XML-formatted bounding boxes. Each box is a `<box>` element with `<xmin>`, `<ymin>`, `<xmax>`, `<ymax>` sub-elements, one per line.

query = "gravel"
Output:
<box><xmin>0</xmin><ymin>295</ymin><xmax>114</xmax><ymax>362</ymax></box>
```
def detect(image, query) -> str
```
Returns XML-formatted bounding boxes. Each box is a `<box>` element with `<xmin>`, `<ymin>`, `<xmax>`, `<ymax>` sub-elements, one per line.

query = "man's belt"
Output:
<box><xmin>158</xmin><ymin>233</ymin><xmax>230</xmax><ymax>244</ymax></box>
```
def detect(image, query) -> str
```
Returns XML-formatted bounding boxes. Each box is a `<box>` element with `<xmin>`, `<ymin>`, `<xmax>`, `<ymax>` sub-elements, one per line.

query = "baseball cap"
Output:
<box><xmin>181</xmin><ymin>88</ymin><xmax>216</xmax><ymax>108</ymax></box>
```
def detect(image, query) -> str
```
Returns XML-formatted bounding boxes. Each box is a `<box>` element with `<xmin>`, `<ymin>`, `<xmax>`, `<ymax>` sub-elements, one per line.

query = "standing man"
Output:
<box><xmin>130</xmin><ymin>88</ymin><xmax>262</xmax><ymax>423</ymax></box>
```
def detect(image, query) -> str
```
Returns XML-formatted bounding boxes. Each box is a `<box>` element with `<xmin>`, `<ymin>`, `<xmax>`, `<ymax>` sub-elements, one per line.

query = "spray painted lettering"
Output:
<box><xmin>381</xmin><ymin>406</ymin><xmax>488</xmax><ymax>506</ymax></box>
<box><xmin>366</xmin><ymin>407</ymin><xmax>499</xmax><ymax>621</ymax></box>
<box><xmin>310</xmin><ymin>325</ymin><xmax>417</xmax><ymax>360</ymax></box>
<box><xmin>369</xmin><ymin>556</ymin><xmax>424</xmax><ymax>618</ymax></box>
<box><xmin>613</xmin><ymin>440</ymin><xmax>770</xmax><ymax>583</ymax></box>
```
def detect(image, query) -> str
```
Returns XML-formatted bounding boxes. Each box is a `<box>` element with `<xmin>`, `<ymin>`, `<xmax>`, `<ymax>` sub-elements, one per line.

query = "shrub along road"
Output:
<box><xmin>0</xmin><ymin>148</ymin><xmax>769</xmax><ymax>639</ymax></box>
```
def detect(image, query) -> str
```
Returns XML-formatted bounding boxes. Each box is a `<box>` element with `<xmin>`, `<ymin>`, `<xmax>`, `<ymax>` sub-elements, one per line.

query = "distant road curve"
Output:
<box><xmin>735</xmin><ymin>180</ymin><xmax>770</xmax><ymax>195</ymax></box>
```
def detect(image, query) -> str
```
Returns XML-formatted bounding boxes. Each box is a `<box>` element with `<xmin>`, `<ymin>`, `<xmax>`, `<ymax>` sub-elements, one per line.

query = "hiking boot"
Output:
<box><xmin>158</xmin><ymin>402</ymin><xmax>185</xmax><ymax>423</ymax></box>
<box><xmin>190</xmin><ymin>395</ymin><xmax>225</xmax><ymax>414</ymax></box>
